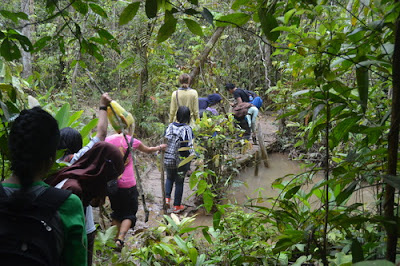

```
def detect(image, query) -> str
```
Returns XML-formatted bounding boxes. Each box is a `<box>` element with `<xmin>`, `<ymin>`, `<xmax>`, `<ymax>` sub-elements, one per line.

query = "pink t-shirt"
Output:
<box><xmin>105</xmin><ymin>134</ymin><xmax>142</xmax><ymax>188</ymax></box>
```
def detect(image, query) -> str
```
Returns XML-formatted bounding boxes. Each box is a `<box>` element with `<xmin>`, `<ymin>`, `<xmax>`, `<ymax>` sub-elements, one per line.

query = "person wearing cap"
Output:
<box><xmin>105</xmin><ymin>108</ymin><xmax>167</xmax><ymax>250</ymax></box>
<box><xmin>198</xmin><ymin>93</ymin><xmax>222</xmax><ymax>118</ymax></box>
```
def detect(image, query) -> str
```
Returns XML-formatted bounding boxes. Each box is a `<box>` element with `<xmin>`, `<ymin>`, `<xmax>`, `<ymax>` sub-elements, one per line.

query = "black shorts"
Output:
<box><xmin>109</xmin><ymin>186</ymin><xmax>139</xmax><ymax>227</ymax></box>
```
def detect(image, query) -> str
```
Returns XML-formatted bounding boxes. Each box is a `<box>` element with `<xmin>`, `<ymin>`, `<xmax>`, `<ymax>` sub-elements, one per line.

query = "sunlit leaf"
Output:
<box><xmin>183</xmin><ymin>19</ymin><xmax>203</xmax><ymax>36</ymax></box>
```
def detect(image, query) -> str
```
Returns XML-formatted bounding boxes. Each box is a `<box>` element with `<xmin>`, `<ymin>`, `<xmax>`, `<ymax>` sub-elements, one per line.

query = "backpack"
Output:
<box><xmin>232</xmin><ymin>102</ymin><xmax>253</xmax><ymax>119</ymax></box>
<box><xmin>164</xmin><ymin>125</ymin><xmax>192</xmax><ymax>172</ymax></box>
<box><xmin>244</xmin><ymin>90</ymin><xmax>257</xmax><ymax>101</ymax></box>
<box><xmin>0</xmin><ymin>184</ymin><xmax>72</xmax><ymax>266</ymax></box>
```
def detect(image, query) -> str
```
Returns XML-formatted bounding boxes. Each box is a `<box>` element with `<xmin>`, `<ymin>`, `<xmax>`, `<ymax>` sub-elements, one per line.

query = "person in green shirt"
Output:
<box><xmin>1</xmin><ymin>107</ymin><xmax>87</xmax><ymax>266</ymax></box>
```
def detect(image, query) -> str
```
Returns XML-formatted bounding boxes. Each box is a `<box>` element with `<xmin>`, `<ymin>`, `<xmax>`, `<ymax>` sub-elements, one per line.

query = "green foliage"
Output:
<box><xmin>132</xmin><ymin>214</ymin><xmax>211</xmax><ymax>265</ymax></box>
<box><xmin>191</xmin><ymin>113</ymin><xmax>251</xmax><ymax>210</ymax></box>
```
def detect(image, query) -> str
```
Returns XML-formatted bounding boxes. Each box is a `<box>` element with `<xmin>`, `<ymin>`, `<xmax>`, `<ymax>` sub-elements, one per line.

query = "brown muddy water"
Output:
<box><xmin>192</xmin><ymin>152</ymin><xmax>377</xmax><ymax>227</ymax></box>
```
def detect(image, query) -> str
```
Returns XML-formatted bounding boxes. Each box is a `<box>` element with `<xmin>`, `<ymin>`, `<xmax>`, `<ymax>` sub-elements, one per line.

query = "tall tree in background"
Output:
<box><xmin>21</xmin><ymin>0</ymin><xmax>33</xmax><ymax>78</ymax></box>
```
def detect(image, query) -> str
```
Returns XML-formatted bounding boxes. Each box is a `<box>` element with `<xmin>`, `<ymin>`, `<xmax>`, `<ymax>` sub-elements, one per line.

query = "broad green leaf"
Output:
<box><xmin>156</xmin><ymin>15</ymin><xmax>177</xmax><ymax>43</ymax></box>
<box><xmin>67</xmin><ymin>110</ymin><xmax>83</xmax><ymax>127</ymax></box>
<box><xmin>174</xmin><ymin>235</ymin><xmax>188</xmax><ymax>253</ymax></box>
<box><xmin>1</xmin><ymin>39</ymin><xmax>21</xmax><ymax>61</ymax></box>
<box><xmin>97</xmin><ymin>29</ymin><xmax>114</xmax><ymax>41</ymax></box>
<box><xmin>189</xmin><ymin>172</ymin><xmax>198</xmax><ymax>190</ymax></box>
<box><xmin>55</xmin><ymin>103</ymin><xmax>70</xmax><ymax>129</ymax></box>
<box><xmin>159</xmin><ymin>243</ymin><xmax>175</xmax><ymax>255</ymax></box>
<box><xmin>119</xmin><ymin>2</ymin><xmax>140</xmax><ymax>25</ymax></box>
<box><xmin>202</xmin><ymin>227</ymin><xmax>212</xmax><ymax>243</ymax></box>
<box><xmin>80</xmin><ymin>118</ymin><xmax>98</xmax><ymax>139</ymax></box>
<box><xmin>232</xmin><ymin>0</ymin><xmax>249</xmax><ymax>10</ymax></box>
<box><xmin>0</xmin><ymin>10</ymin><xmax>28</xmax><ymax>23</ymax></box>
<box><xmin>332</xmin><ymin>116</ymin><xmax>361</xmax><ymax>148</ymax></box>
<box><xmin>145</xmin><ymin>0</ymin><xmax>158</xmax><ymax>19</ymax></box>
<box><xmin>89</xmin><ymin>3</ymin><xmax>107</xmax><ymax>18</ymax></box>
<box><xmin>10</xmin><ymin>34</ymin><xmax>33</xmax><ymax>52</ymax></box>
<box><xmin>216</xmin><ymin>13</ymin><xmax>250</xmax><ymax>27</ymax></box>
<box><xmin>284</xmin><ymin>9</ymin><xmax>296</xmax><ymax>24</ymax></box>
<box><xmin>351</xmin><ymin>238</ymin><xmax>364</xmax><ymax>263</ymax></box>
<box><xmin>356</xmin><ymin>64</ymin><xmax>368</xmax><ymax>113</ymax></box>
<box><xmin>259</xmin><ymin>8</ymin><xmax>280</xmax><ymax>42</ymax></box>
<box><xmin>183</xmin><ymin>19</ymin><xmax>203</xmax><ymax>36</ymax></box>
<box><xmin>203</xmin><ymin>190</ymin><xmax>213</xmax><ymax>212</ymax></box>
<box><xmin>284</xmin><ymin>185</ymin><xmax>301</xmax><ymax>199</ymax></box>
<box><xmin>72</xmin><ymin>0</ymin><xmax>88</xmax><ymax>15</ymax></box>
<box><xmin>34</xmin><ymin>36</ymin><xmax>52</xmax><ymax>52</ymax></box>
<box><xmin>197</xmin><ymin>179</ymin><xmax>207</xmax><ymax>194</ymax></box>
<box><xmin>213</xmin><ymin>211</ymin><xmax>221</xmax><ymax>229</ymax></box>
<box><xmin>336</xmin><ymin>181</ymin><xmax>357</xmax><ymax>205</ymax></box>
<box><xmin>178</xmin><ymin>155</ymin><xmax>195</xmax><ymax>168</ymax></box>
<box><xmin>188</xmin><ymin>248</ymin><xmax>198</xmax><ymax>263</ymax></box>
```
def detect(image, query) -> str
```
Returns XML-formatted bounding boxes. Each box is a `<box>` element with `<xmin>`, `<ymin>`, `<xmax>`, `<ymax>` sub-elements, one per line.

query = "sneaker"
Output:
<box><xmin>165</xmin><ymin>198</ymin><xmax>171</xmax><ymax>208</ymax></box>
<box><xmin>172</xmin><ymin>205</ymin><xmax>185</xmax><ymax>214</ymax></box>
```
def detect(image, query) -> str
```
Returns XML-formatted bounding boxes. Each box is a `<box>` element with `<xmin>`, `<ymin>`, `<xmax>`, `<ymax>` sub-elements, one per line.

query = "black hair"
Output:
<box><xmin>58</xmin><ymin>127</ymin><xmax>82</xmax><ymax>155</ymax></box>
<box><xmin>176</xmin><ymin>106</ymin><xmax>191</xmax><ymax>124</ymax></box>
<box><xmin>225</xmin><ymin>83</ymin><xmax>235</xmax><ymax>90</ymax></box>
<box><xmin>8</xmin><ymin>107</ymin><xmax>60</xmax><ymax>190</ymax></box>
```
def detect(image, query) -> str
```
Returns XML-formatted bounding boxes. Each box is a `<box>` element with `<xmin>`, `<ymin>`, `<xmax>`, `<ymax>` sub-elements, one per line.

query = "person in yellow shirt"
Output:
<box><xmin>169</xmin><ymin>73</ymin><xmax>199</xmax><ymax>126</ymax></box>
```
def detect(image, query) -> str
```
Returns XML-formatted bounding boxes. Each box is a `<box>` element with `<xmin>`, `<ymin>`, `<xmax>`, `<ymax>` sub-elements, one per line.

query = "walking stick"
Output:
<box><xmin>85</xmin><ymin>68</ymin><xmax>150</xmax><ymax>222</ymax></box>
<box><xmin>160</xmin><ymin>138</ymin><xmax>167</xmax><ymax>213</ymax></box>
<box><xmin>132</xmin><ymin>149</ymin><xmax>150</xmax><ymax>222</ymax></box>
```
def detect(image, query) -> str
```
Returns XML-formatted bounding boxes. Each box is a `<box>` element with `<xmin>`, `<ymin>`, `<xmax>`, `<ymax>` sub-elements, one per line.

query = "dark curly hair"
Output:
<box><xmin>8</xmin><ymin>107</ymin><xmax>60</xmax><ymax>189</ymax></box>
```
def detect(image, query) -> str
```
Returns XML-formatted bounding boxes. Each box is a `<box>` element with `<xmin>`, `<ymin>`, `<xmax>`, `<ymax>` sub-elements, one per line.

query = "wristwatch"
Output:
<box><xmin>99</xmin><ymin>106</ymin><xmax>107</xmax><ymax>111</ymax></box>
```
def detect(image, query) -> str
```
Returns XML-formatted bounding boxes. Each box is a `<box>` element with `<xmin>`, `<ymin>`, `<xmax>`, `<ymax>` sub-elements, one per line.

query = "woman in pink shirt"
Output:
<box><xmin>105</xmin><ymin>123</ymin><xmax>166</xmax><ymax>250</ymax></box>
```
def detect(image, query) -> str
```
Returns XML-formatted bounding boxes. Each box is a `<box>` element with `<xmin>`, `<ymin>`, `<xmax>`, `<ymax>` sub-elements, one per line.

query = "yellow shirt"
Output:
<box><xmin>169</xmin><ymin>88</ymin><xmax>199</xmax><ymax>126</ymax></box>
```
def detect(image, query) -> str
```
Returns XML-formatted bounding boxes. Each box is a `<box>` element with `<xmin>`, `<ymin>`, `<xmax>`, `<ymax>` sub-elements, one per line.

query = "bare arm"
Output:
<box><xmin>137</xmin><ymin>143</ymin><xmax>167</xmax><ymax>154</ymax></box>
<box><xmin>97</xmin><ymin>93</ymin><xmax>112</xmax><ymax>141</ymax></box>
<box><xmin>235</xmin><ymin>96</ymin><xmax>243</xmax><ymax>104</ymax></box>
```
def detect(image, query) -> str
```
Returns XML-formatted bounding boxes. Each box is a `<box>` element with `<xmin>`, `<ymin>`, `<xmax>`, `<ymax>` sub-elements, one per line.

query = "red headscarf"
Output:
<box><xmin>46</xmin><ymin>142</ymin><xmax>124</xmax><ymax>206</ymax></box>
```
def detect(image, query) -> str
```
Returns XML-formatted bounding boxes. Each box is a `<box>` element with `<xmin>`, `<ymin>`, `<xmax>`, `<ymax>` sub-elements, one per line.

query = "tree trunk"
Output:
<box><xmin>21</xmin><ymin>0</ymin><xmax>34</xmax><ymax>79</ymax></box>
<box><xmin>189</xmin><ymin>27</ymin><xmax>225</xmax><ymax>85</ymax></box>
<box><xmin>385</xmin><ymin>11</ymin><xmax>400</xmax><ymax>263</ymax></box>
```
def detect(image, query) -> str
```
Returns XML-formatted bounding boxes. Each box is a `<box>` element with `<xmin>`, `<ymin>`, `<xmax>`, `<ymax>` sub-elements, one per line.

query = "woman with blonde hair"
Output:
<box><xmin>169</xmin><ymin>73</ymin><xmax>199</xmax><ymax>126</ymax></box>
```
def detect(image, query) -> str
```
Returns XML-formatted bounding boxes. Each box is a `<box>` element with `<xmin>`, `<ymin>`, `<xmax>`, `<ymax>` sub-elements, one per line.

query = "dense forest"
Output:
<box><xmin>1</xmin><ymin>0</ymin><xmax>400</xmax><ymax>265</ymax></box>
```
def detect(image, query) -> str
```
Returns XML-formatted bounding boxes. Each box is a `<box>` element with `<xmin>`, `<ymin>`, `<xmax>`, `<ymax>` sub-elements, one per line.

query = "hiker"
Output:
<box><xmin>247</xmin><ymin>106</ymin><xmax>259</xmax><ymax>143</ymax></box>
<box><xmin>105</xmin><ymin>115</ymin><xmax>167</xmax><ymax>250</ymax></box>
<box><xmin>169</xmin><ymin>73</ymin><xmax>199</xmax><ymax>126</ymax></box>
<box><xmin>164</xmin><ymin>106</ymin><xmax>194</xmax><ymax>213</ymax></box>
<box><xmin>198</xmin><ymin>93</ymin><xmax>222</xmax><ymax>118</ymax></box>
<box><xmin>225</xmin><ymin>83</ymin><xmax>263</xmax><ymax>109</ymax></box>
<box><xmin>0</xmin><ymin>107</ymin><xmax>87</xmax><ymax>265</ymax></box>
<box><xmin>54</xmin><ymin>92</ymin><xmax>112</xmax><ymax>265</ymax></box>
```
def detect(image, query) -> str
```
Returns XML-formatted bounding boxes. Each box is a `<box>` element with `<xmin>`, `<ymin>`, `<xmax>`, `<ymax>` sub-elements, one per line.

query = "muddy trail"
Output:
<box><xmin>95</xmin><ymin>112</ymin><xmax>282</xmax><ymax>244</ymax></box>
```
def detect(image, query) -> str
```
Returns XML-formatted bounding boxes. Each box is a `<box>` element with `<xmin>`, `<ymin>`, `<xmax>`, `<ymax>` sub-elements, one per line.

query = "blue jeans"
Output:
<box><xmin>165</xmin><ymin>168</ymin><xmax>185</xmax><ymax>206</ymax></box>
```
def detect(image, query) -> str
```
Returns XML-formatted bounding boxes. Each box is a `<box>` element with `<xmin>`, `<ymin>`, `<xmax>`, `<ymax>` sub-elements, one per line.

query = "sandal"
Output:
<box><xmin>115</xmin><ymin>239</ymin><xmax>124</xmax><ymax>251</ymax></box>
